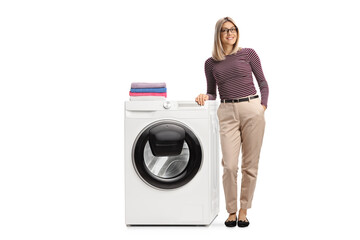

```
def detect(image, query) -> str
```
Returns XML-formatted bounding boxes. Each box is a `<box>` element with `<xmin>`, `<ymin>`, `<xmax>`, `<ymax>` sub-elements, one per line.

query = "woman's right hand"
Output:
<box><xmin>195</xmin><ymin>94</ymin><xmax>209</xmax><ymax>106</ymax></box>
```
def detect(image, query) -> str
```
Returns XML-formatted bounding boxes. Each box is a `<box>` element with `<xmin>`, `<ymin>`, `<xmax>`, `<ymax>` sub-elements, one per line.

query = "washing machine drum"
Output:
<box><xmin>133</xmin><ymin>121</ymin><xmax>202</xmax><ymax>189</ymax></box>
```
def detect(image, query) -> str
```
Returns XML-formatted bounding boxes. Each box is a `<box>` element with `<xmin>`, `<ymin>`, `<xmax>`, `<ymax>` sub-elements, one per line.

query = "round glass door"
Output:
<box><xmin>143</xmin><ymin>141</ymin><xmax>189</xmax><ymax>179</ymax></box>
<box><xmin>133</xmin><ymin>120</ymin><xmax>202</xmax><ymax>189</ymax></box>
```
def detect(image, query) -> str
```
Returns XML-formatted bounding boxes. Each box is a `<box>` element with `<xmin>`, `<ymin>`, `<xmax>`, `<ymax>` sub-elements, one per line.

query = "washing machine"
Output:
<box><xmin>124</xmin><ymin>100</ymin><xmax>219</xmax><ymax>225</ymax></box>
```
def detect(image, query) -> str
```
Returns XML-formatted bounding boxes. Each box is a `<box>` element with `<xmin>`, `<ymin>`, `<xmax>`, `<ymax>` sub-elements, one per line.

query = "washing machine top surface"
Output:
<box><xmin>125</xmin><ymin>100</ymin><xmax>218</xmax><ymax>112</ymax></box>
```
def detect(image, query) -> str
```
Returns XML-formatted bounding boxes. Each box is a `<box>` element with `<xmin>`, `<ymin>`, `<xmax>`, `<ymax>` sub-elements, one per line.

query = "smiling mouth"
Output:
<box><xmin>226</xmin><ymin>37</ymin><xmax>234</xmax><ymax>40</ymax></box>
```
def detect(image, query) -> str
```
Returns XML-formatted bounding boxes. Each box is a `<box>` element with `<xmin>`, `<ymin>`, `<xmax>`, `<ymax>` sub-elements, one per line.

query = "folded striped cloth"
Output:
<box><xmin>131</xmin><ymin>82</ymin><xmax>166</xmax><ymax>89</ymax></box>
<box><xmin>129</xmin><ymin>92</ymin><xmax>167</xmax><ymax>97</ymax></box>
<box><xmin>130</xmin><ymin>88</ymin><xmax>167</xmax><ymax>93</ymax></box>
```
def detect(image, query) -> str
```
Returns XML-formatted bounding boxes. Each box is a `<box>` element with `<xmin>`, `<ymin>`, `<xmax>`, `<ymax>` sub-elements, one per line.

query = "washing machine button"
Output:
<box><xmin>163</xmin><ymin>101</ymin><xmax>171</xmax><ymax>109</ymax></box>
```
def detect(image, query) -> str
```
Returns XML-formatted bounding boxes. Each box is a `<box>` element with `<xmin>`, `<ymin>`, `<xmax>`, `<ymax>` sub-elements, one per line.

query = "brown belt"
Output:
<box><xmin>221</xmin><ymin>95</ymin><xmax>259</xmax><ymax>103</ymax></box>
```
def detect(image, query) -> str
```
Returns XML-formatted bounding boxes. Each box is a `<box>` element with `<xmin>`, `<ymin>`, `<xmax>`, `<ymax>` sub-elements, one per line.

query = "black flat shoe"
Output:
<box><xmin>238</xmin><ymin>217</ymin><xmax>250</xmax><ymax>227</ymax></box>
<box><xmin>224</xmin><ymin>217</ymin><xmax>237</xmax><ymax>227</ymax></box>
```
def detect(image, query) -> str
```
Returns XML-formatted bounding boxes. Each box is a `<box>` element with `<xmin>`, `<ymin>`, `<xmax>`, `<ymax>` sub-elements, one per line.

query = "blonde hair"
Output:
<box><xmin>212</xmin><ymin>17</ymin><xmax>240</xmax><ymax>61</ymax></box>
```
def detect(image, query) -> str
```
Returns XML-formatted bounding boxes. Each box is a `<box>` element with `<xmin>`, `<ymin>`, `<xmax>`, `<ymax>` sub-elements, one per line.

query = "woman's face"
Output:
<box><xmin>220</xmin><ymin>21</ymin><xmax>237</xmax><ymax>47</ymax></box>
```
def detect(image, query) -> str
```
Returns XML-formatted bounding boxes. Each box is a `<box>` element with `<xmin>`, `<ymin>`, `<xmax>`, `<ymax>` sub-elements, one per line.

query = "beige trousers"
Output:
<box><xmin>217</xmin><ymin>97</ymin><xmax>265</xmax><ymax>213</ymax></box>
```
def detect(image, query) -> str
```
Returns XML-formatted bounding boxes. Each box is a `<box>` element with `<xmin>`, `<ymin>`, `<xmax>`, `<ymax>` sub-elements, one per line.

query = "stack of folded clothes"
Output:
<box><xmin>129</xmin><ymin>82</ymin><xmax>167</xmax><ymax>101</ymax></box>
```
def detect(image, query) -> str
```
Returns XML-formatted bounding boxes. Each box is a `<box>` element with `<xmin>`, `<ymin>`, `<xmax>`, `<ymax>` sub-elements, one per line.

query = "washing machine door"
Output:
<box><xmin>133</xmin><ymin>120</ymin><xmax>202</xmax><ymax>189</ymax></box>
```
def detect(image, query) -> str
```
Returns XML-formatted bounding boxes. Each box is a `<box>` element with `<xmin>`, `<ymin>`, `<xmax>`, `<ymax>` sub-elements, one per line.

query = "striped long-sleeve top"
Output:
<box><xmin>205</xmin><ymin>48</ymin><xmax>269</xmax><ymax>107</ymax></box>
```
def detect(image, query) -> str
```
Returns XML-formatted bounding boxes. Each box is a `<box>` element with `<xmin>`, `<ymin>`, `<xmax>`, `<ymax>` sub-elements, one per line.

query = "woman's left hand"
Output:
<box><xmin>262</xmin><ymin>105</ymin><xmax>267</xmax><ymax>111</ymax></box>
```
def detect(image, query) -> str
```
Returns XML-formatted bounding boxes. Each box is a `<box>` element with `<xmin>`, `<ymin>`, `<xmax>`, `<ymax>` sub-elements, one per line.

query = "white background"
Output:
<box><xmin>1</xmin><ymin>0</ymin><xmax>360</xmax><ymax>239</ymax></box>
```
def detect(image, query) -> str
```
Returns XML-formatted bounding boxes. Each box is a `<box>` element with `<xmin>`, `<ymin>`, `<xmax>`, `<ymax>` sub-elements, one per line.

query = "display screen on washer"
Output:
<box><xmin>133</xmin><ymin>121</ymin><xmax>202</xmax><ymax>189</ymax></box>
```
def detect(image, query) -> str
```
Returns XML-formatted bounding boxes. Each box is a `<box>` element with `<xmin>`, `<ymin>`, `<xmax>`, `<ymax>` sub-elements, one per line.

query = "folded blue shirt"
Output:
<box><xmin>130</xmin><ymin>88</ymin><xmax>167</xmax><ymax>93</ymax></box>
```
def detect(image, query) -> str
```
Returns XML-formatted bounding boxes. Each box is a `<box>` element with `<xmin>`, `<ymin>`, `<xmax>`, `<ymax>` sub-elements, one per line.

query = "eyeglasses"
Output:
<box><xmin>221</xmin><ymin>27</ymin><xmax>237</xmax><ymax>34</ymax></box>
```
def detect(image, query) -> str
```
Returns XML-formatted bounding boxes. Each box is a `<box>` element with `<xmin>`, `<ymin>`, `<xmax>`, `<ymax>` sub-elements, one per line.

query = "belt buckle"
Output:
<box><xmin>248</xmin><ymin>96</ymin><xmax>250</xmax><ymax>101</ymax></box>
<box><xmin>232</xmin><ymin>99</ymin><xmax>235</xmax><ymax>103</ymax></box>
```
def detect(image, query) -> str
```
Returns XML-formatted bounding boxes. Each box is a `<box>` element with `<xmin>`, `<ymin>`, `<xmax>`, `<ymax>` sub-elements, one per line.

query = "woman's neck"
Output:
<box><xmin>223</xmin><ymin>45</ymin><xmax>233</xmax><ymax>55</ymax></box>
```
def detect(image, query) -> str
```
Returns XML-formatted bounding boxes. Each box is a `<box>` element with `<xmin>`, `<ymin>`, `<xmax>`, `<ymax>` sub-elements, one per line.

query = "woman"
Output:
<box><xmin>195</xmin><ymin>17</ymin><xmax>268</xmax><ymax>228</ymax></box>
